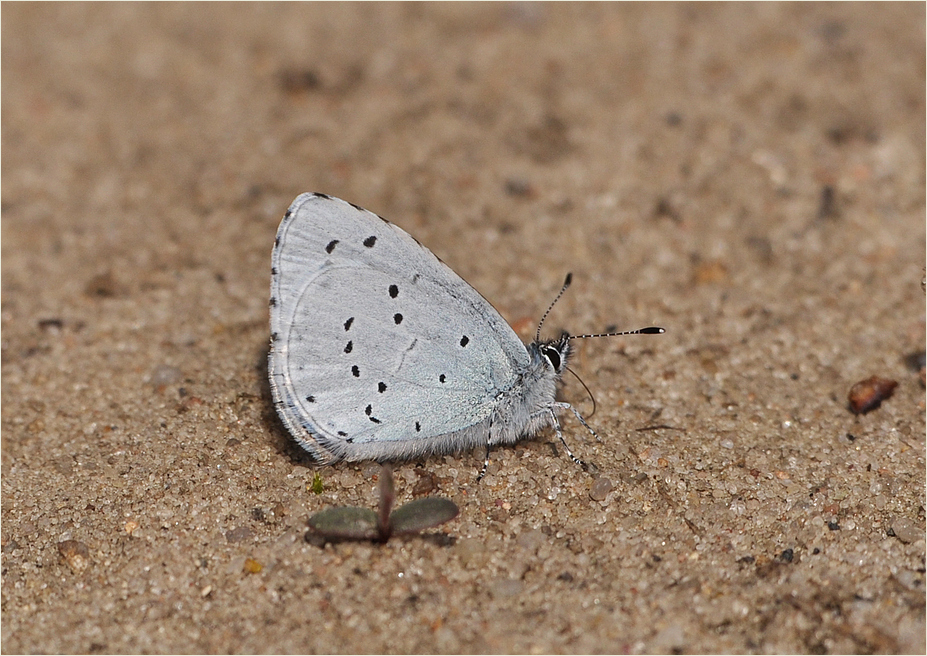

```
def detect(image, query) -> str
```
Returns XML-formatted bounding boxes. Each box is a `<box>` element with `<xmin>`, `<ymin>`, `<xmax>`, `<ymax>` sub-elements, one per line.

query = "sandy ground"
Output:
<box><xmin>2</xmin><ymin>3</ymin><xmax>924</xmax><ymax>654</ymax></box>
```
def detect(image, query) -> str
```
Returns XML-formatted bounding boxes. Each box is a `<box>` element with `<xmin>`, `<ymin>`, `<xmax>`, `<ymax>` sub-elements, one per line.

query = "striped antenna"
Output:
<box><xmin>536</xmin><ymin>273</ymin><xmax>573</xmax><ymax>342</ymax></box>
<box><xmin>536</xmin><ymin>273</ymin><xmax>665</xmax><ymax>341</ymax></box>
<box><xmin>569</xmin><ymin>326</ymin><xmax>665</xmax><ymax>340</ymax></box>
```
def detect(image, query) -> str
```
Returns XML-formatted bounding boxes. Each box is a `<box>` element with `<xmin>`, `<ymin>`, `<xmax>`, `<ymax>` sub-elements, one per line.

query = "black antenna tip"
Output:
<box><xmin>564</xmin><ymin>272</ymin><xmax>573</xmax><ymax>287</ymax></box>
<box><xmin>640</xmin><ymin>326</ymin><xmax>665</xmax><ymax>334</ymax></box>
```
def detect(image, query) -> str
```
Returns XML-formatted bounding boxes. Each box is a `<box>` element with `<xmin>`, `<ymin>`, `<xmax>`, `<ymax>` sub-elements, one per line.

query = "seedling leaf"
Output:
<box><xmin>390</xmin><ymin>498</ymin><xmax>460</xmax><ymax>535</ymax></box>
<box><xmin>308</xmin><ymin>506</ymin><xmax>379</xmax><ymax>540</ymax></box>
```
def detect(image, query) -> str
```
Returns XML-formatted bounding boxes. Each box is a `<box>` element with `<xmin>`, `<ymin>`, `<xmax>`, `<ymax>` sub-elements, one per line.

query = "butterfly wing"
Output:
<box><xmin>270</xmin><ymin>193</ymin><xmax>530</xmax><ymax>463</ymax></box>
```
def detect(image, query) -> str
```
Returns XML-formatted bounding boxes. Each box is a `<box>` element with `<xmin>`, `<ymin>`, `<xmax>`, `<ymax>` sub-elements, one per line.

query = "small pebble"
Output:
<box><xmin>84</xmin><ymin>271</ymin><xmax>118</xmax><ymax>297</ymax></box>
<box><xmin>693</xmin><ymin>260</ymin><xmax>729</xmax><ymax>284</ymax></box>
<box><xmin>149</xmin><ymin>364</ymin><xmax>183</xmax><ymax>387</ymax></box>
<box><xmin>848</xmin><ymin>375</ymin><xmax>898</xmax><ymax>414</ymax></box>
<box><xmin>37</xmin><ymin>318</ymin><xmax>64</xmax><ymax>332</ymax></box>
<box><xmin>225</xmin><ymin>526</ymin><xmax>253</xmax><ymax>543</ymax></box>
<box><xmin>411</xmin><ymin>470</ymin><xmax>438</xmax><ymax>497</ymax></box>
<box><xmin>890</xmin><ymin>517</ymin><xmax>923</xmax><ymax>544</ymax></box>
<box><xmin>488</xmin><ymin>578</ymin><xmax>523</xmax><ymax>598</ymax></box>
<box><xmin>903</xmin><ymin>350</ymin><xmax>925</xmax><ymax>372</ymax></box>
<box><xmin>58</xmin><ymin>539</ymin><xmax>90</xmax><ymax>573</ymax></box>
<box><xmin>904</xmin><ymin>350</ymin><xmax>926</xmax><ymax>387</ymax></box>
<box><xmin>278</xmin><ymin>67</ymin><xmax>321</xmax><ymax>94</ymax></box>
<box><xmin>589</xmin><ymin>477</ymin><xmax>613</xmax><ymax>501</ymax></box>
<box><xmin>503</xmin><ymin>178</ymin><xmax>535</xmax><ymax>198</ymax></box>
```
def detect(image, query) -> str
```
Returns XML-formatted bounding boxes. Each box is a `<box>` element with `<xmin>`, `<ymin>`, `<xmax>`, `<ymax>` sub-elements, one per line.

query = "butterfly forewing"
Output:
<box><xmin>270</xmin><ymin>193</ymin><xmax>529</xmax><ymax>462</ymax></box>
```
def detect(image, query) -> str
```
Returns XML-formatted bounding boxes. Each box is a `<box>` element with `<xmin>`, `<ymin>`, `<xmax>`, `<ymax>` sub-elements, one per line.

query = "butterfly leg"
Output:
<box><xmin>477</xmin><ymin>444</ymin><xmax>491</xmax><ymax>482</ymax></box>
<box><xmin>476</xmin><ymin>414</ymin><xmax>497</xmax><ymax>482</ymax></box>
<box><xmin>555</xmin><ymin>402</ymin><xmax>603</xmax><ymax>443</ymax></box>
<box><xmin>546</xmin><ymin>405</ymin><xmax>586</xmax><ymax>469</ymax></box>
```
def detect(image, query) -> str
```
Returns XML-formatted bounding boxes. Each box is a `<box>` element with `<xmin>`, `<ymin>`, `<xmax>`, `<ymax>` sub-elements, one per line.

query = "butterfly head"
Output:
<box><xmin>537</xmin><ymin>332</ymin><xmax>572</xmax><ymax>374</ymax></box>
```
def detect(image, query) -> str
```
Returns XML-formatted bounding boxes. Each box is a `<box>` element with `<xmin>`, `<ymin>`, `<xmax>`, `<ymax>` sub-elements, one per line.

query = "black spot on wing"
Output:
<box><xmin>352</xmin><ymin>365</ymin><xmax>360</xmax><ymax>377</ymax></box>
<box><xmin>389</xmin><ymin>284</ymin><xmax>399</xmax><ymax>298</ymax></box>
<box><xmin>460</xmin><ymin>335</ymin><xmax>469</xmax><ymax>347</ymax></box>
<box><xmin>365</xmin><ymin>404</ymin><xmax>381</xmax><ymax>424</ymax></box>
<box><xmin>344</xmin><ymin>341</ymin><xmax>353</xmax><ymax>354</ymax></box>
<box><xmin>394</xmin><ymin>313</ymin><xmax>403</xmax><ymax>325</ymax></box>
<box><xmin>363</xmin><ymin>235</ymin><xmax>377</xmax><ymax>248</ymax></box>
<box><xmin>378</xmin><ymin>382</ymin><xmax>387</xmax><ymax>393</ymax></box>
<box><xmin>325</xmin><ymin>239</ymin><xmax>339</xmax><ymax>254</ymax></box>
<box><xmin>306</xmin><ymin>395</ymin><xmax>315</xmax><ymax>402</ymax></box>
<box><xmin>344</xmin><ymin>317</ymin><xmax>354</xmax><ymax>331</ymax></box>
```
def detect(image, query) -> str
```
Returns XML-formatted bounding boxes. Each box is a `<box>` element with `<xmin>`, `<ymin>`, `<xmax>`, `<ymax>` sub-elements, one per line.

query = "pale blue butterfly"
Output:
<box><xmin>269</xmin><ymin>193</ymin><xmax>663</xmax><ymax>477</ymax></box>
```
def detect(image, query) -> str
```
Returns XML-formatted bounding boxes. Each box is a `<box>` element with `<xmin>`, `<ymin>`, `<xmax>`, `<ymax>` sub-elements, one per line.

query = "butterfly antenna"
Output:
<box><xmin>568</xmin><ymin>326</ymin><xmax>665</xmax><ymax>340</ymax></box>
<box><xmin>536</xmin><ymin>273</ymin><xmax>573</xmax><ymax>342</ymax></box>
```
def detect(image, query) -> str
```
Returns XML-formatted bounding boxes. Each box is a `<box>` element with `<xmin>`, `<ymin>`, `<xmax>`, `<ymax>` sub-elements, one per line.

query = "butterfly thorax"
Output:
<box><xmin>485</xmin><ymin>333</ymin><xmax>572</xmax><ymax>446</ymax></box>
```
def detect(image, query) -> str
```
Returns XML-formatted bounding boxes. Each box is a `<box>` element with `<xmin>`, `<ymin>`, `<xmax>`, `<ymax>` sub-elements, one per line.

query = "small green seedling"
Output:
<box><xmin>308</xmin><ymin>465</ymin><xmax>458</xmax><ymax>543</ymax></box>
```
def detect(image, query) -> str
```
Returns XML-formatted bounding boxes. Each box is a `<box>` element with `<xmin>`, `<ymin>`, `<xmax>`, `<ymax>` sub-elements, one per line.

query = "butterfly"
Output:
<box><xmin>269</xmin><ymin>193</ymin><xmax>662</xmax><ymax>477</ymax></box>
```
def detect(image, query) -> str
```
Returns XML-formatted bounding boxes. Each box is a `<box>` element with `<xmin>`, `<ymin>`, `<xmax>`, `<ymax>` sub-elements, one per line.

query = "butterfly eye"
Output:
<box><xmin>541</xmin><ymin>345</ymin><xmax>562</xmax><ymax>371</ymax></box>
